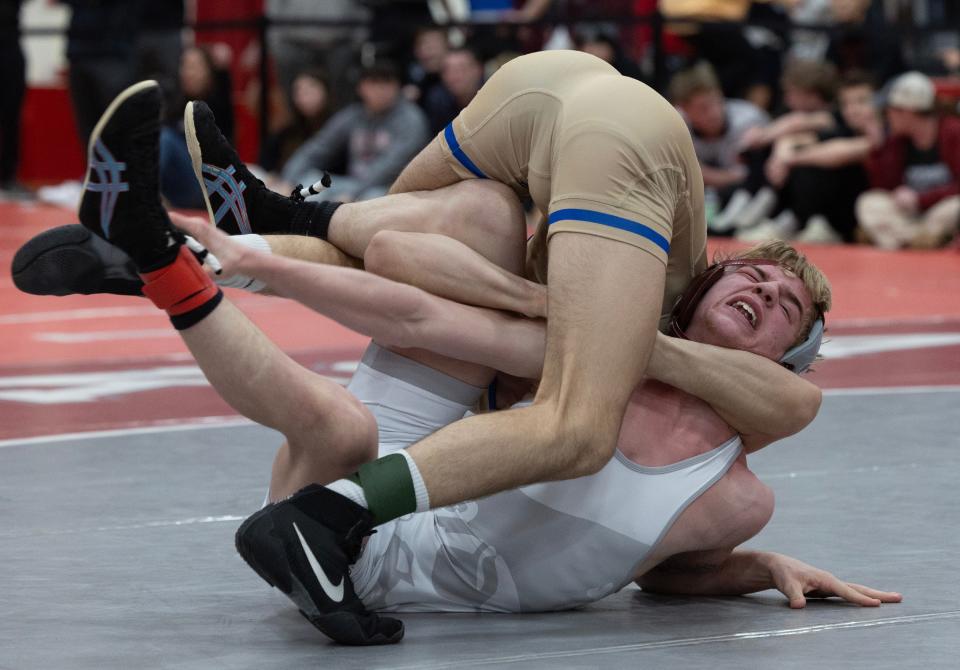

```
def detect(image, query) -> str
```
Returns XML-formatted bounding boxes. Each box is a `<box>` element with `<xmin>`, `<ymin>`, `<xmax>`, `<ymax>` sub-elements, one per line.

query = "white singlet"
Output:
<box><xmin>342</xmin><ymin>344</ymin><xmax>743</xmax><ymax>613</ymax></box>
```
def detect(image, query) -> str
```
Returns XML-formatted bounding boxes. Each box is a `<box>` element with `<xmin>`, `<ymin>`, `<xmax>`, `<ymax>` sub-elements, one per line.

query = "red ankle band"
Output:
<box><xmin>139</xmin><ymin>245</ymin><xmax>219</xmax><ymax>315</ymax></box>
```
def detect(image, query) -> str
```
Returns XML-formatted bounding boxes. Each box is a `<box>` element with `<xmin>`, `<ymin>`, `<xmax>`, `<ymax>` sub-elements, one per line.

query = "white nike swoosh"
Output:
<box><xmin>293</xmin><ymin>521</ymin><xmax>345</xmax><ymax>603</ymax></box>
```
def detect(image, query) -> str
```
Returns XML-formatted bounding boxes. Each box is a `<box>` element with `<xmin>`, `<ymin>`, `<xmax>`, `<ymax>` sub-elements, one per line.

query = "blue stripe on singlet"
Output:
<box><xmin>444</xmin><ymin>123</ymin><xmax>487</xmax><ymax>179</ymax></box>
<box><xmin>547</xmin><ymin>208</ymin><xmax>671</xmax><ymax>254</ymax></box>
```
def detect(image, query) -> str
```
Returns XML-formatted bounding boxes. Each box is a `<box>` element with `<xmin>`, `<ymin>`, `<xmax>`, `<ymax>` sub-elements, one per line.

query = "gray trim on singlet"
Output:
<box><xmin>613</xmin><ymin>435</ymin><xmax>741</xmax><ymax>474</ymax></box>
<box><xmin>623</xmin><ymin>437</ymin><xmax>743</xmax><ymax>584</ymax></box>
<box><xmin>361</xmin><ymin>343</ymin><xmax>485</xmax><ymax>406</ymax></box>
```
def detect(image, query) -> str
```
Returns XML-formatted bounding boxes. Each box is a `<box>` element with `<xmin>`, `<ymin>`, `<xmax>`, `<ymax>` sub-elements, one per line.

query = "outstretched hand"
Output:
<box><xmin>767</xmin><ymin>553</ymin><xmax>902</xmax><ymax>609</ymax></box>
<box><xmin>169</xmin><ymin>212</ymin><xmax>255</xmax><ymax>280</ymax></box>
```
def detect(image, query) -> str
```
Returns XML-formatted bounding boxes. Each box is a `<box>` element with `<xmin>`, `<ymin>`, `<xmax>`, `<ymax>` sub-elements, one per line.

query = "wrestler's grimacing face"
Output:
<box><xmin>685</xmin><ymin>265</ymin><xmax>814</xmax><ymax>361</ymax></box>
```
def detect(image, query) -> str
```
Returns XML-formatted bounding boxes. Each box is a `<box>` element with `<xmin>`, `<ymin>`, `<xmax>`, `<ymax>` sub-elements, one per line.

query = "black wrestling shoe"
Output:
<box><xmin>79</xmin><ymin>80</ymin><xmax>183</xmax><ymax>273</ymax></box>
<box><xmin>235</xmin><ymin>484</ymin><xmax>404</xmax><ymax>646</ymax></box>
<box><xmin>11</xmin><ymin>224</ymin><xmax>143</xmax><ymax>296</ymax></box>
<box><xmin>184</xmin><ymin>100</ymin><xmax>336</xmax><ymax>237</ymax></box>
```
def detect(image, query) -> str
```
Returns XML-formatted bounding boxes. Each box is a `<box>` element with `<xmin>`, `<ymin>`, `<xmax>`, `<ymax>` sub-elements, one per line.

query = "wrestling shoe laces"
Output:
<box><xmin>234</xmin><ymin>484</ymin><xmax>404</xmax><ymax>645</ymax></box>
<box><xmin>185</xmin><ymin>101</ymin><xmax>330</xmax><ymax>236</ymax></box>
<box><xmin>78</xmin><ymin>80</ymin><xmax>183</xmax><ymax>272</ymax></box>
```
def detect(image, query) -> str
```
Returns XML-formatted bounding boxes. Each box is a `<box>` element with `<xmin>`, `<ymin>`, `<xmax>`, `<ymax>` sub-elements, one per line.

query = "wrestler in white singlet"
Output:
<box><xmin>333</xmin><ymin>344</ymin><xmax>742</xmax><ymax>613</ymax></box>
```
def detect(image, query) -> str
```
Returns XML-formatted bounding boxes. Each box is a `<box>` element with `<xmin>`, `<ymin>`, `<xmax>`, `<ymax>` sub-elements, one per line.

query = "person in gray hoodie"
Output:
<box><xmin>281</xmin><ymin>62</ymin><xmax>429</xmax><ymax>202</ymax></box>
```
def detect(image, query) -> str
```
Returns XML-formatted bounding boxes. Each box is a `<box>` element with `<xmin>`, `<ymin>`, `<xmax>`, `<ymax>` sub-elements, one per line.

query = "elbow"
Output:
<box><xmin>790</xmin><ymin>382</ymin><xmax>822</xmax><ymax>433</ymax></box>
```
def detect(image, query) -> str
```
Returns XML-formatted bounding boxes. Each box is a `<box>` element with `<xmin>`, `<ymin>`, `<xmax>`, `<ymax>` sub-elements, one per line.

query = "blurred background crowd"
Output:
<box><xmin>2</xmin><ymin>0</ymin><xmax>960</xmax><ymax>250</ymax></box>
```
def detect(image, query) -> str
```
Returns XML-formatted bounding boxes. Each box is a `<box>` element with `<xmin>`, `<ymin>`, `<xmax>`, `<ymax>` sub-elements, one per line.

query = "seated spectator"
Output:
<box><xmin>739</xmin><ymin>59</ymin><xmax>841</xmax><ymax>152</ymax></box>
<box><xmin>259</xmin><ymin>69</ymin><xmax>332</xmax><ymax>175</ymax></box>
<box><xmin>856</xmin><ymin>71</ymin><xmax>960</xmax><ymax>249</ymax></box>
<box><xmin>404</xmin><ymin>26</ymin><xmax>449</xmax><ymax>104</ymax></box>
<box><xmin>670</xmin><ymin>62</ymin><xmax>770</xmax><ymax>231</ymax></box>
<box><xmin>159</xmin><ymin>44</ymin><xmax>234</xmax><ymax>209</ymax></box>
<box><xmin>760</xmin><ymin>72</ymin><xmax>883</xmax><ymax>242</ymax></box>
<box><xmin>280</xmin><ymin>61</ymin><xmax>429</xmax><ymax>202</ymax></box>
<box><xmin>422</xmin><ymin>47</ymin><xmax>485</xmax><ymax>136</ymax></box>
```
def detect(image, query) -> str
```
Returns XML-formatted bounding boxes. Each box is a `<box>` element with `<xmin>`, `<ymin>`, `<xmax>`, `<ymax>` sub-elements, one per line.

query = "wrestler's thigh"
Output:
<box><xmin>537</xmin><ymin>232</ymin><xmax>666</xmax><ymax>423</ymax></box>
<box><xmin>389</xmin><ymin>136</ymin><xmax>465</xmax><ymax>195</ymax></box>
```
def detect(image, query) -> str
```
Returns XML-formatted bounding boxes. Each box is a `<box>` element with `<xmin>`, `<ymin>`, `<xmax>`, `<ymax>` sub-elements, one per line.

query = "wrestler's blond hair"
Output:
<box><xmin>717</xmin><ymin>241</ymin><xmax>832</xmax><ymax>345</ymax></box>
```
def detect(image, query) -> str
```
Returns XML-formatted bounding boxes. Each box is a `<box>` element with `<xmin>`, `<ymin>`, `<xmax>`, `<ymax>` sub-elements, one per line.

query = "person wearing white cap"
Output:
<box><xmin>855</xmin><ymin>71</ymin><xmax>960</xmax><ymax>249</ymax></box>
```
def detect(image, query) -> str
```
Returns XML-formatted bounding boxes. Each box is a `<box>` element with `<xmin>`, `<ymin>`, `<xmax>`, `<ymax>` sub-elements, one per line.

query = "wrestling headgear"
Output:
<box><xmin>668</xmin><ymin>259</ymin><xmax>824</xmax><ymax>374</ymax></box>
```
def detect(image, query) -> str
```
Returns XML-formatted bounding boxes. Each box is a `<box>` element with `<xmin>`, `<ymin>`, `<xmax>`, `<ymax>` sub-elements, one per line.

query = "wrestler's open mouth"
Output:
<box><xmin>729</xmin><ymin>300</ymin><xmax>757</xmax><ymax>328</ymax></box>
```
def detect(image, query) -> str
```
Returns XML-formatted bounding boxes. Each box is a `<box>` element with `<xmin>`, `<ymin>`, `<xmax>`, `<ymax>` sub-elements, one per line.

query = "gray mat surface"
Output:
<box><xmin>2</xmin><ymin>389</ymin><xmax>958</xmax><ymax>669</ymax></box>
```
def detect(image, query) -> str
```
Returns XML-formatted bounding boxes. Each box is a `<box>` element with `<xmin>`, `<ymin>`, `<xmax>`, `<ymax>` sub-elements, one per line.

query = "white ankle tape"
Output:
<box><xmin>212</xmin><ymin>234</ymin><xmax>271</xmax><ymax>292</ymax></box>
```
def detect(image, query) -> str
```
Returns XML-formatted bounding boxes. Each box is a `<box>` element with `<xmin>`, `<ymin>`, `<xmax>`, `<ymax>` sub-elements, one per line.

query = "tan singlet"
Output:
<box><xmin>435</xmin><ymin>50</ymin><xmax>707</xmax><ymax>328</ymax></box>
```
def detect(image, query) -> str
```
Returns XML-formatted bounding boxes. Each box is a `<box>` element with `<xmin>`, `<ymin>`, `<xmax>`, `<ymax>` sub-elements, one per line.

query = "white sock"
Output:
<box><xmin>212</xmin><ymin>234</ymin><xmax>271</xmax><ymax>292</ymax></box>
<box><xmin>326</xmin><ymin>478</ymin><xmax>368</xmax><ymax>509</ymax></box>
<box><xmin>399</xmin><ymin>449</ymin><xmax>431</xmax><ymax>513</ymax></box>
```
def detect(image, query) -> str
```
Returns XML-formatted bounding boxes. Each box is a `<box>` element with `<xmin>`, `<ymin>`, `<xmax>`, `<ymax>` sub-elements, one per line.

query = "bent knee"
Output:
<box><xmin>363</xmin><ymin>229</ymin><xmax>406</xmax><ymax>276</ymax></box>
<box><xmin>287</xmin><ymin>393</ymin><xmax>377</xmax><ymax>471</ymax></box>
<box><xmin>443</xmin><ymin>181</ymin><xmax>525</xmax><ymax>236</ymax></box>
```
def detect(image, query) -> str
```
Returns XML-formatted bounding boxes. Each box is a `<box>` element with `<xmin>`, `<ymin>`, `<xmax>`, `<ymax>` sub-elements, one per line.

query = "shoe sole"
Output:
<box><xmin>183</xmin><ymin>101</ymin><xmax>218</xmax><ymax>229</ymax></box>
<box><xmin>80</xmin><ymin>79</ymin><xmax>161</xmax><ymax>233</ymax></box>
<box><xmin>12</xmin><ymin>226</ymin><xmax>97</xmax><ymax>295</ymax></box>
<box><xmin>11</xmin><ymin>226</ymin><xmax>143</xmax><ymax>296</ymax></box>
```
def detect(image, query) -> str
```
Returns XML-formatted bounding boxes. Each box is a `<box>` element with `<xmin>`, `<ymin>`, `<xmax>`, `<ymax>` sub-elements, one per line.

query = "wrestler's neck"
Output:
<box><xmin>615</xmin><ymin>380</ymin><xmax>738</xmax><ymax>468</ymax></box>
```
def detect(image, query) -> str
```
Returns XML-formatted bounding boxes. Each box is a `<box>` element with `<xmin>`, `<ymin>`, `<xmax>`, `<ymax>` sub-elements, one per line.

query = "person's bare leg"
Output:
<box><xmin>265</xmin><ymin>235</ymin><xmax>362</xmax><ymax>268</ymax></box>
<box><xmin>363</xmin><ymin>231</ymin><xmax>545</xmax><ymax>317</ymax></box>
<box><xmin>177</xmin><ymin>299</ymin><xmax>377</xmax><ymax>500</ymax></box>
<box><xmin>405</xmin><ymin>234</ymin><xmax>666</xmax><ymax>505</ymax></box>
<box><xmin>326</xmin><ymin>180</ymin><xmax>526</xmax><ymax>270</ymax></box>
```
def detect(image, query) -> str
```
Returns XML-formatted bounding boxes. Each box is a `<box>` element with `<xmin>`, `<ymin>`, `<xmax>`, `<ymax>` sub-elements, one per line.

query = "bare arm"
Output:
<box><xmin>364</xmin><ymin>230</ymin><xmax>547</xmax><ymax>318</ymax></box>
<box><xmin>176</xmin><ymin>215</ymin><xmax>547</xmax><ymax>378</ymax></box>
<box><xmin>700</xmin><ymin>164</ymin><xmax>748</xmax><ymax>189</ymax></box>
<box><xmin>742</xmin><ymin>111</ymin><xmax>835</xmax><ymax>150</ymax></box>
<box><xmin>638</xmin><ymin>549</ymin><xmax>900</xmax><ymax>608</ymax></box>
<box><xmin>645</xmin><ymin>332</ymin><xmax>821</xmax><ymax>452</ymax></box>
<box><xmin>786</xmin><ymin>136</ymin><xmax>873</xmax><ymax>169</ymax></box>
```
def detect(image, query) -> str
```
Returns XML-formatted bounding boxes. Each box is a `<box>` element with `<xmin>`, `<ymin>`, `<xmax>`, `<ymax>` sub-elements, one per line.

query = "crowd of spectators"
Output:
<box><xmin>2</xmin><ymin>0</ymin><xmax>960</xmax><ymax>250</ymax></box>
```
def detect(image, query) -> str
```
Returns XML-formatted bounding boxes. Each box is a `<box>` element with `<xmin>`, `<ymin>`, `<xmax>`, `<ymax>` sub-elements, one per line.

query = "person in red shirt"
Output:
<box><xmin>856</xmin><ymin>71</ymin><xmax>960</xmax><ymax>249</ymax></box>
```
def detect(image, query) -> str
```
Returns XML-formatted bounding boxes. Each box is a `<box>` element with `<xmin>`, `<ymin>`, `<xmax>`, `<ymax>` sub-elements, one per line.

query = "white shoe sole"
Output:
<box><xmin>183</xmin><ymin>101</ymin><xmax>218</xmax><ymax>229</ymax></box>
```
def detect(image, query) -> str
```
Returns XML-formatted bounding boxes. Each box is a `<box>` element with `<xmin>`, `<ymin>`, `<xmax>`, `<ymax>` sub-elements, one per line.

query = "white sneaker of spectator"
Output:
<box><xmin>709</xmin><ymin>188</ymin><xmax>751</xmax><ymax>233</ymax></box>
<box><xmin>733</xmin><ymin>187</ymin><xmax>778</xmax><ymax>231</ymax></box>
<box><xmin>795</xmin><ymin>215</ymin><xmax>842</xmax><ymax>244</ymax></box>
<box><xmin>736</xmin><ymin>210</ymin><xmax>797</xmax><ymax>242</ymax></box>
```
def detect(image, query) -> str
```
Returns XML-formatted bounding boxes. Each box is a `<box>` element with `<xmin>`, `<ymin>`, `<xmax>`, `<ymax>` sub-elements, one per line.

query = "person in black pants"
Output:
<box><xmin>63</xmin><ymin>0</ymin><xmax>141</xmax><ymax>145</ymax></box>
<box><xmin>0</xmin><ymin>0</ymin><xmax>27</xmax><ymax>196</ymax></box>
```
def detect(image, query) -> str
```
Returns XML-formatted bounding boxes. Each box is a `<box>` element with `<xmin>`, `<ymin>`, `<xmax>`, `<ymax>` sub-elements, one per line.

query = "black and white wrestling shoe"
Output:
<box><xmin>77</xmin><ymin>79</ymin><xmax>183</xmax><ymax>272</ymax></box>
<box><xmin>13</xmin><ymin>80</ymin><xmax>180</xmax><ymax>297</ymax></box>
<box><xmin>235</xmin><ymin>484</ymin><xmax>404</xmax><ymax>646</ymax></box>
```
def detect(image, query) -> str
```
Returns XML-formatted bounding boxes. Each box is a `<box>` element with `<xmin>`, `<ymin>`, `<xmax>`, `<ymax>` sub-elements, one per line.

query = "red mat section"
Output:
<box><xmin>1</xmin><ymin>201</ymin><xmax>959</xmax><ymax>440</ymax></box>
